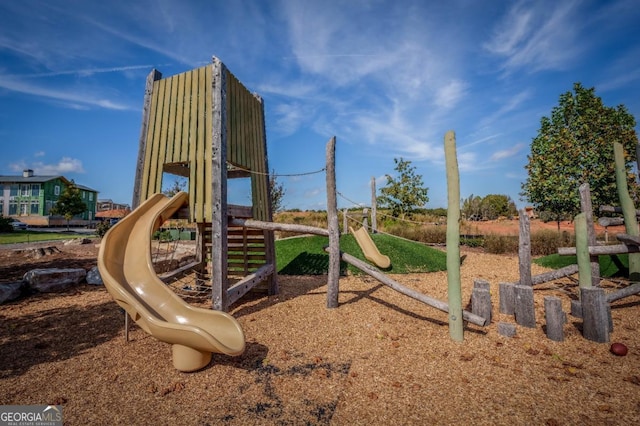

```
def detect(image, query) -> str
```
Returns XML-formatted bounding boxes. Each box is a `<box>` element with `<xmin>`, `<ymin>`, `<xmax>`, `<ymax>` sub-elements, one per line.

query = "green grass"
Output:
<box><xmin>275</xmin><ymin>233</ymin><xmax>447</xmax><ymax>275</ymax></box>
<box><xmin>0</xmin><ymin>230</ymin><xmax>95</xmax><ymax>245</ymax></box>
<box><xmin>534</xmin><ymin>253</ymin><xmax>629</xmax><ymax>278</ymax></box>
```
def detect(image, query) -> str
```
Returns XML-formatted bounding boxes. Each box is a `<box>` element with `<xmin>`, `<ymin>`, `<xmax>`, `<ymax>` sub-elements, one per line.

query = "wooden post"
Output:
<box><xmin>575</xmin><ymin>213</ymin><xmax>592</xmax><ymax>290</ymax></box>
<box><xmin>518</xmin><ymin>209</ymin><xmax>532</xmax><ymax>286</ymax></box>
<box><xmin>211</xmin><ymin>58</ymin><xmax>229</xmax><ymax>311</ymax></box>
<box><xmin>614</xmin><ymin>142</ymin><xmax>640</xmax><ymax>281</ymax></box>
<box><xmin>514</xmin><ymin>284</ymin><xmax>536</xmax><ymax>328</ymax></box>
<box><xmin>444</xmin><ymin>130</ymin><xmax>463</xmax><ymax>341</ymax></box>
<box><xmin>544</xmin><ymin>296</ymin><xmax>565</xmax><ymax>342</ymax></box>
<box><xmin>471</xmin><ymin>279</ymin><xmax>492</xmax><ymax>324</ymax></box>
<box><xmin>326</xmin><ymin>136</ymin><xmax>340</xmax><ymax>308</ymax></box>
<box><xmin>499</xmin><ymin>282</ymin><xmax>515</xmax><ymax>315</ymax></box>
<box><xmin>342</xmin><ymin>209</ymin><xmax>348</xmax><ymax>235</ymax></box>
<box><xmin>580</xmin><ymin>287</ymin><xmax>610</xmax><ymax>343</ymax></box>
<box><xmin>371</xmin><ymin>176</ymin><xmax>377</xmax><ymax>233</ymax></box>
<box><xmin>579</xmin><ymin>183</ymin><xmax>600</xmax><ymax>286</ymax></box>
<box><xmin>132</xmin><ymin>69</ymin><xmax>162</xmax><ymax>210</ymax></box>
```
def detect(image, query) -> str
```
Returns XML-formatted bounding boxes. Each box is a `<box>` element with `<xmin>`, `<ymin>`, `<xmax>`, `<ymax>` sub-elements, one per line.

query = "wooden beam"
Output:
<box><xmin>229</xmin><ymin>218</ymin><xmax>329</xmax><ymax>236</ymax></box>
<box><xmin>558</xmin><ymin>244</ymin><xmax>640</xmax><ymax>256</ymax></box>
<box><xmin>329</xmin><ymin>248</ymin><xmax>488</xmax><ymax>327</ymax></box>
<box><xmin>226</xmin><ymin>263</ymin><xmax>275</xmax><ymax>307</ymax></box>
<box><xmin>606</xmin><ymin>283</ymin><xmax>640</xmax><ymax>303</ymax></box>
<box><xmin>326</xmin><ymin>136</ymin><xmax>340</xmax><ymax>309</ymax></box>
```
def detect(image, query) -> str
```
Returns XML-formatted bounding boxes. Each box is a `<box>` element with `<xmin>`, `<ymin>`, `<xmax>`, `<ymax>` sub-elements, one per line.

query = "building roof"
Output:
<box><xmin>95</xmin><ymin>209</ymin><xmax>130</xmax><ymax>218</ymax></box>
<box><xmin>0</xmin><ymin>174</ymin><xmax>98</xmax><ymax>193</ymax></box>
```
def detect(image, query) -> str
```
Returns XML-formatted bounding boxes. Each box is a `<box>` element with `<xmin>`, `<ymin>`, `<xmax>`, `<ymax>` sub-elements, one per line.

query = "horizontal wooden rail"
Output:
<box><xmin>229</xmin><ymin>218</ymin><xmax>329</xmax><ymax>236</ymax></box>
<box><xmin>326</xmin><ymin>248</ymin><xmax>487</xmax><ymax>327</ymax></box>
<box><xmin>558</xmin><ymin>244</ymin><xmax>640</xmax><ymax>256</ymax></box>
<box><xmin>227</xmin><ymin>263</ymin><xmax>275</xmax><ymax>307</ymax></box>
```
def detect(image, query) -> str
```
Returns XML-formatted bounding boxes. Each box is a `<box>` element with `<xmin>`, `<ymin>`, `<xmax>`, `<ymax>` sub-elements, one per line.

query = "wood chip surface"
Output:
<box><xmin>1</xmin><ymin>242</ymin><xmax>639</xmax><ymax>425</ymax></box>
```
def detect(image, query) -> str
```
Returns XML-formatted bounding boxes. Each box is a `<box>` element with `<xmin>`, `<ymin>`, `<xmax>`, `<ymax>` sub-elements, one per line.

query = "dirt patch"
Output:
<box><xmin>1</xmin><ymin>241</ymin><xmax>639</xmax><ymax>425</ymax></box>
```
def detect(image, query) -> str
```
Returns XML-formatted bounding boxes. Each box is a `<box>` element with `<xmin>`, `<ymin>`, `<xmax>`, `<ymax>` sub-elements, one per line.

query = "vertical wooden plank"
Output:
<box><xmin>371</xmin><ymin>177</ymin><xmax>377</xmax><ymax>233</ymax></box>
<box><xmin>147</xmin><ymin>78</ymin><xmax>167</xmax><ymax>197</ymax></box>
<box><xmin>518</xmin><ymin>209</ymin><xmax>532</xmax><ymax>286</ymax></box>
<box><xmin>326</xmin><ymin>136</ymin><xmax>340</xmax><ymax>308</ymax></box>
<box><xmin>155</xmin><ymin>76</ymin><xmax>172</xmax><ymax>192</ymax></box>
<box><xmin>195</xmin><ymin>66</ymin><xmax>207</xmax><ymax>222</ymax></box>
<box><xmin>165</xmin><ymin>73</ymin><xmax>179</xmax><ymax>165</ymax></box>
<box><xmin>211</xmin><ymin>58</ymin><xmax>228</xmax><ymax>311</ymax></box>
<box><xmin>256</xmin><ymin>93</ymin><xmax>277</xmax><ymax>295</ymax></box>
<box><xmin>173</xmin><ymin>72</ymin><xmax>185</xmax><ymax>163</ymax></box>
<box><xmin>188</xmin><ymin>68</ymin><xmax>199</xmax><ymax>221</ymax></box>
<box><xmin>133</xmin><ymin>69</ymin><xmax>161</xmax><ymax>209</ymax></box>
<box><xmin>181</xmin><ymin>70</ymin><xmax>192</xmax><ymax>164</ymax></box>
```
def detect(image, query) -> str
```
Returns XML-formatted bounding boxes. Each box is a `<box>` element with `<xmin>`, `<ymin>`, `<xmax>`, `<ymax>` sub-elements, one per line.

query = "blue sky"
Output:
<box><xmin>1</xmin><ymin>0</ymin><xmax>639</xmax><ymax>211</ymax></box>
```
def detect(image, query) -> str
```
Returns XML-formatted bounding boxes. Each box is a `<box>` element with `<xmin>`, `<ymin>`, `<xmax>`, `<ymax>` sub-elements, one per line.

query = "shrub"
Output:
<box><xmin>95</xmin><ymin>221</ymin><xmax>111</xmax><ymax>238</ymax></box>
<box><xmin>530</xmin><ymin>230</ymin><xmax>574</xmax><ymax>256</ymax></box>
<box><xmin>483</xmin><ymin>234</ymin><xmax>518</xmax><ymax>254</ymax></box>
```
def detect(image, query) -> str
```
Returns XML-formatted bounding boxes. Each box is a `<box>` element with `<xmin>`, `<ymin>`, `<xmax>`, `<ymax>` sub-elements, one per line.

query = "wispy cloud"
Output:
<box><xmin>9</xmin><ymin>157</ymin><xmax>85</xmax><ymax>175</ymax></box>
<box><xmin>490</xmin><ymin>143</ymin><xmax>526</xmax><ymax>162</ymax></box>
<box><xmin>9</xmin><ymin>64</ymin><xmax>154</xmax><ymax>79</ymax></box>
<box><xmin>0</xmin><ymin>75</ymin><xmax>133</xmax><ymax>110</ymax></box>
<box><xmin>484</xmin><ymin>0</ymin><xmax>582</xmax><ymax>73</ymax></box>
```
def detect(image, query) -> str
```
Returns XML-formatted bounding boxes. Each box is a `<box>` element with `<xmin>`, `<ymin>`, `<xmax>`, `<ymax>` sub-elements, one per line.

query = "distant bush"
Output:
<box><xmin>531</xmin><ymin>230</ymin><xmax>574</xmax><ymax>256</ymax></box>
<box><xmin>95</xmin><ymin>221</ymin><xmax>111</xmax><ymax>238</ymax></box>
<box><xmin>0</xmin><ymin>216</ymin><xmax>13</xmax><ymax>233</ymax></box>
<box><xmin>483</xmin><ymin>234</ymin><xmax>518</xmax><ymax>254</ymax></box>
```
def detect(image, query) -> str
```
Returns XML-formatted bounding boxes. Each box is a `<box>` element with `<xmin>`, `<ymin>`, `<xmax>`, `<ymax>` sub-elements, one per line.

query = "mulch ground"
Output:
<box><xmin>1</xmin><ymin>239</ymin><xmax>639</xmax><ymax>425</ymax></box>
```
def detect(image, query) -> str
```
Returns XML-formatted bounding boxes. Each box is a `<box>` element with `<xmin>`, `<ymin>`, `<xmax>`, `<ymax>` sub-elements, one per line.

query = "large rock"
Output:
<box><xmin>86</xmin><ymin>266</ymin><xmax>103</xmax><ymax>285</ymax></box>
<box><xmin>64</xmin><ymin>238</ymin><xmax>92</xmax><ymax>246</ymax></box>
<box><xmin>23</xmin><ymin>268</ymin><xmax>86</xmax><ymax>293</ymax></box>
<box><xmin>0</xmin><ymin>281</ymin><xmax>26</xmax><ymax>304</ymax></box>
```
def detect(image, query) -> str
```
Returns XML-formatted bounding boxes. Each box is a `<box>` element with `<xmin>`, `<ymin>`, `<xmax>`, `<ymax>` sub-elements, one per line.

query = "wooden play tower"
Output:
<box><xmin>132</xmin><ymin>57</ymin><xmax>277</xmax><ymax>312</ymax></box>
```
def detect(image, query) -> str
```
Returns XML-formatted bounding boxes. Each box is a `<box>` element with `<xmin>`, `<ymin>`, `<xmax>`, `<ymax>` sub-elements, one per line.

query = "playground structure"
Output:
<box><xmin>349</xmin><ymin>226</ymin><xmax>391</xmax><ymax>269</ymax></box>
<box><xmin>97</xmin><ymin>58</ymin><xmax>496</xmax><ymax>371</ymax></box>
<box><xmin>500</xmin><ymin>142</ymin><xmax>640</xmax><ymax>343</ymax></box>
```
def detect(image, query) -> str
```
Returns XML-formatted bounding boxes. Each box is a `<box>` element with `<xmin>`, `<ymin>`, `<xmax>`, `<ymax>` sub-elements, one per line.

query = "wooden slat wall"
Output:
<box><xmin>138</xmin><ymin>63</ymin><xmax>271</xmax><ymax>225</ymax></box>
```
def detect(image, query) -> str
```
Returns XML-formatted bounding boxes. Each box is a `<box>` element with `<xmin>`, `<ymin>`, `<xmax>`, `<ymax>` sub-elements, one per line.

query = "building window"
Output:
<box><xmin>20</xmin><ymin>201</ymin><xmax>28</xmax><ymax>215</ymax></box>
<box><xmin>9</xmin><ymin>201</ymin><xmax>18</xmax><ymax>215</ymax></box>
<box><xmin>82</xmin><ymin>191</ymin><xmax>86</xmax><ymax>199</ymax></box>
<box><xmin>30</xmin><ymin>201</ymin><xmax>39</xmax><ymax>214</ymax></box>
<box><xmin>31</xmin><ymin>184</ymin><xmax>40</xmax><ymax>197</ymax></box>
<box><xmin>54</xmin><ymin>185</ymin><xmax>60</xmax><ymax>196</ymax></box>
<box><xmin>89</xmin><ymin>192</ymin><xmax>93</xmax><ymax>201</ymax></box>
<box><xmin>10</xmin><ymin>185</ymin><xmax>18</xmax><ymax>197</ymax></box>
<box><xmin>45</xmin><ymin>200</ymin><xmax>53</xmax><ymax>215</ymax></box>
<box><xmin>21</xmin><ymin>184</ymin><xmax>29</xmax><ymax>196</ymax></box>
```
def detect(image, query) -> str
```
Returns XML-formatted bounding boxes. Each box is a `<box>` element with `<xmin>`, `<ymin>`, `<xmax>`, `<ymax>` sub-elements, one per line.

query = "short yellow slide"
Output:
<box><xmin>349</xmin><ymin>226</ymin><xmax>391</xmax><ymax>269</ymax></box>
<box><xmin>98</xmin><ymin>192</ymin><xmax>245</xmax><ymax>372</ymax></box>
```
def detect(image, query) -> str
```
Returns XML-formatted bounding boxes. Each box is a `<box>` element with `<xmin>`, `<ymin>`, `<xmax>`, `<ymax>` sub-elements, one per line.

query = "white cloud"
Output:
<box><xmin>490</xmin><ymin>143</ymin><xmax>526</xmax><ymax>162</ymax></box>
<box><xmin>434</xmin><ymin>80</ymin><xmax>468</xmax><ymax>109</ymax></box>
<box><xmin>0</xmin><ymin>75</ymin><xmax>133</xmax><ymax>111</ymax></box>
<box><xmin>10</xmin><ymin>157</ymin><xmax>85</xmax><ymax>175</ymax></box>
<box><xmin>484</xmin><ymin>0</ymin><xmax>582</xmax><ymax>73</ymax></box>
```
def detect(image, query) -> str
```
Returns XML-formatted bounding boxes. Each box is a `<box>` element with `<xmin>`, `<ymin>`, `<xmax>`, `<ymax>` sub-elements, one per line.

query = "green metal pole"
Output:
<box><xmin>614</xmin><ymin>142</ymin><xmax>640</xmax><ymax>281</ymax></box>
<box><xmin>445</xmin><ymin>130</ymin><xmax>463</xmax><ymax>341</ymax></box>
<box><xmin>574</xmin><ymin>213</ymin><xmax>592</xmax><ymax>289</ymax></box>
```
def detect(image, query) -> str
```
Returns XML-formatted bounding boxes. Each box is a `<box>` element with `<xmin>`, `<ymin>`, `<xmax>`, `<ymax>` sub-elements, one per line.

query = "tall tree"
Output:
<box><xmin>377</xmin><ymin>158</ymin><xmax>429</xmax><ymax>219</ymax></box>
<box><xmin>50</xmin><ymin>180</ymin><xmax>87</xmax><ymax>230</ymax></box>
<box><xmin>521</xmin><ymin>83</ymin><xmax>639</xmax><ymax>229</ymax></box>
<box><xmin>269</xmin><ymin>171</ymin><xmax>286</xmax><ymax>213</ymax></box>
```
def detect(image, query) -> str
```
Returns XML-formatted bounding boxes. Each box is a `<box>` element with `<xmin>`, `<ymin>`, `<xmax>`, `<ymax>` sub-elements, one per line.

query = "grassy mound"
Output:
<box><xmin>276</xmin><ymin>233</ymin><xmax>446</xmax><ymax>275</ymax></box>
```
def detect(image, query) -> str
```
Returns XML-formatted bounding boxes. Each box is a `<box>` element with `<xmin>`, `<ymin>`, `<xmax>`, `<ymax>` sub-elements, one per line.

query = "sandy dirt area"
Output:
<box><xmin>0</xmin><ymin>237</ymin><xmax>638</xmax><ymax>425</ymax></box>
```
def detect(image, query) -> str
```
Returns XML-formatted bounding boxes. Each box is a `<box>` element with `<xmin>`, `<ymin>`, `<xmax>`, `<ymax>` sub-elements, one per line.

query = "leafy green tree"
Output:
<box><xmin>269</xmin><ymin>171</ymin><xmax>286</xmax><ymax>213</ymax></box>
<box><xmin>50</xmin><ymin>180</ymin><xmax>87</xmax><ymax>230</ymax></box>
<box><xmin>521</xmin><ymin>83</ymin><xmax>639</xmax><ymax>229</ymax></box>
<box><xmin>377</xmin><ymin>158</ymin><xmax>429</xmax><ymax>219</ymax></box>
<box><xmin>481</xmin><ymin>194</ymin><xmax>517</xmax><ymax>220</ymax></box>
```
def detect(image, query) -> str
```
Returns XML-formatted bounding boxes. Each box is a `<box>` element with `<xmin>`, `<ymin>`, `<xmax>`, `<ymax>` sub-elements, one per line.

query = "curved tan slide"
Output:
<box><xmin>98</xmin><ymin>191</ymin><xmax>245</xmax><ymax>372</ymax></box>
<box><xmin>349</xmin><ymin>226</ymin><xmax>391</xmax><ymax>269</ymax></box>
